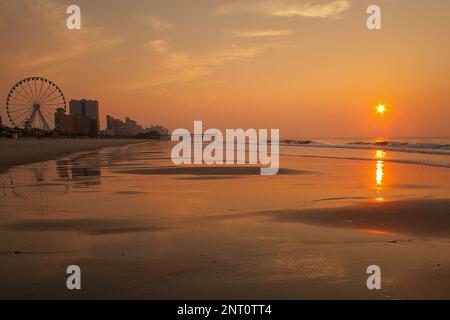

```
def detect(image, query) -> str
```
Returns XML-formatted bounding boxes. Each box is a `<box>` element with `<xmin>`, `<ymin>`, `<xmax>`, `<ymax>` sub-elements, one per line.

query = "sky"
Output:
<box><xmin>0</xmin><ymin>0</ymin><xmax>449</xmax><ymax>138</ymax></box>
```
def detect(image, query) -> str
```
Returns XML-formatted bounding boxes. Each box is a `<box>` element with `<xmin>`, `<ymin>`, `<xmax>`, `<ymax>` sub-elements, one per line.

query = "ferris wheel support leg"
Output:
<box><xmin>37</xmin><ymin>109</ymin><xmax>50</xmax><ymax>131</ymax></box>
<box><xmin>28</xmin><ymin>107</ymin><xmax>38</xmax><ymax>129</ymax></box>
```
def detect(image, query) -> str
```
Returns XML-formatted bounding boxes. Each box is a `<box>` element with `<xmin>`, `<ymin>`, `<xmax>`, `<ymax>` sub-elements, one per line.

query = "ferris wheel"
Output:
<box><xmin>5</xmin><ymin>77</ymin><xmax>66</xmax><ymax>130</ymax></box>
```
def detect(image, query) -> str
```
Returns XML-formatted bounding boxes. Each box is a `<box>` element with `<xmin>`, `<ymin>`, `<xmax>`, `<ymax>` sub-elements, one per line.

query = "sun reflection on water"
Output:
<box><xmin>376</xmin><ymin>160</ymin><xmax>384</xmax><ymax>185</ymax></box>
<box><xmin>375</xmin><ymin>150</ymin><xmax>386</xmax><ymax>201</ymax></box>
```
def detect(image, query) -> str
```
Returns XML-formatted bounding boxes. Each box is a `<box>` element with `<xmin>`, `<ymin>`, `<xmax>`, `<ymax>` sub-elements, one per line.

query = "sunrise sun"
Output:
<box><xmin>376</xmin><ymin>104</ymin><xmax>386</xmax><ymax>115</ymax></box>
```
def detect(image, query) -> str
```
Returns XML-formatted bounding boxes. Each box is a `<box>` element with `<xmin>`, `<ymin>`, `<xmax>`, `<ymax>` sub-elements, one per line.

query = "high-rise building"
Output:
<box><xmin>123</xmin><ymin>117</ymin><xmax>138</xmax><ymax>137</ymax></box>
<box><xmin>70</xmin><ymin>99</ymin><xmax>100</xmax><ymax>136</ymax></box>
<box><xmin>55</xmin><ymin>108</ymin><xmax>74</xmax><ymax>133</ymax></box>
<box><xmin>106</xmin><ymin>115</ymin><xmax>124</xmax><ymax>137</ymax></box>
<box><xmin>106</xmin><ymin>115</ymin><xmax>150</xmax><ymax>137</ymax></box>
<box><xmin>55</xmin><ymin>107</ymin><xmax>99</xmax><ymax>137</ymax></box>
<box><xmin>146</xmin><ymin>125</ymin><xmax>169</xmax><ymax>136</ymax></box>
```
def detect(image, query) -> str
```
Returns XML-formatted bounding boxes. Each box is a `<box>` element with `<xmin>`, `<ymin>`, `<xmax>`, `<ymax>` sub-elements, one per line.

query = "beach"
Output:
<box><xmin>0</xmin><ymin>141</ymin><xmax>449</xmax><ymax>299</ymax></box>
<box><xmin>0</xmin><ymin>138</ymin><xmax>145</xmax><ymax>174</ymax></box>
<box><xmin>2</xmin><ymin>0</ymin><xmax>450</xmax><ymax>305</ymax></box>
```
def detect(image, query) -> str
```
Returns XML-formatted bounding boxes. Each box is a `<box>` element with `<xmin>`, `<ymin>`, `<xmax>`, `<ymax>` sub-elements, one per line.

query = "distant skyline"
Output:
<box><xmin>1</xmin><ymin>0</ymin><xmax>450</xmax><ymax>137</ymax></box>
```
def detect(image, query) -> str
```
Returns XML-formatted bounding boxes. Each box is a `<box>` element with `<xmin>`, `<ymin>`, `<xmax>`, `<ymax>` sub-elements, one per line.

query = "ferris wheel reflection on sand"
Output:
<box><xmin>6</xmin><ymin>77</ymin><xmax>66</xmax><ymax>130</ymax></box>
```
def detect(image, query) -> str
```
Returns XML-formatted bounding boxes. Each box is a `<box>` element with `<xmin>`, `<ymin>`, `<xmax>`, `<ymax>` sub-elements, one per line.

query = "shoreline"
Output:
<box><xmin>0</xmin><ymin>138</ymin><xmax>146</xmax><ymax>174</ymax></box>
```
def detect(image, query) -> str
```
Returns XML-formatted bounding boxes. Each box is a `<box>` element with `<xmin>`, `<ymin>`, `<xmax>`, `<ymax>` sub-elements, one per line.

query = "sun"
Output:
<box><xmin>376</xmin><ymin>104</ymin><xmax>386</xmax><ymax>115</ymax></box>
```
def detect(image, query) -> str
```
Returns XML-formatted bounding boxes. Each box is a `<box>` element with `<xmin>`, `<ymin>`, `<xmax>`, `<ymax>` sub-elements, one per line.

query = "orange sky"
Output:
<box><xmin>1</xmin><ymin>0</ymin><xmax>449</xmax><ymax>137</ymax></box>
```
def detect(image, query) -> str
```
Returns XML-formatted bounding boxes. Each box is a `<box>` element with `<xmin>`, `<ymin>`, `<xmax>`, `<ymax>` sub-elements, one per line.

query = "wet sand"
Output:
<box><xmin>0</xmin><ymin>138</ymin><xmax>144</xmax><ymax>174</ymax></box>
<box><xmin>206</xmin><ymin>198</ymin><xmax>450</xmax><ymax>238</ymax></box>
<box><xmin>0</xmin><ymin>142</ymin><xmax>450</xmax><ymax>299</ymax></box>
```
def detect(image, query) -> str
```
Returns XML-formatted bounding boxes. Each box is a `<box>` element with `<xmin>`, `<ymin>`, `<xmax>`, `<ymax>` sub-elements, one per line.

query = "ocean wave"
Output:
<box><xmin>281</xmin><ymin>140</ymin><xmax>450</xmax><ymax>156</ymax></box>
<box><xmin>281</xmin><ymin>140</ymin><xmax>318</xmax><ymax>145</ymax></box>
<box><xmin>350</xmin><ymin>141</ymin><xmax>450</xmax><ymax>150</ymax></box>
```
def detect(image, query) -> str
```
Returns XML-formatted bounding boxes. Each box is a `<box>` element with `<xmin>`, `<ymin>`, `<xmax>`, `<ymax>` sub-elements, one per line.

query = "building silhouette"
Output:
<box><xmin>123</xmin><ymin>117</ymin><xmax>139</xmax><ymax>137</ymax></box>
<box><xmin>106</xmin><ymin>115</ymin><xmax>123</xmax><ymax>137</ymax></box>
<box><xmin>54</xmin><ymin>99</ymin><xmax>100</xmax><ymax>137</ymax></box>
<box><xmin>106</xmin><ymin>115</ymin><xmax>168</xmax><ymax>138</ymax></box>
<box><xmin>147</xmin><ymin>125</ymin><xmax>169</xmax><ymax>136</ymax></box>
<box><xmin>106</xmin><ymin>116</ymin><xmax>141</xmax><ymax>137</ymax></box>
<box><xmin>69</xmin><ymin>100</ymin><xmax>100</xmax><ymax>136</ymax></box>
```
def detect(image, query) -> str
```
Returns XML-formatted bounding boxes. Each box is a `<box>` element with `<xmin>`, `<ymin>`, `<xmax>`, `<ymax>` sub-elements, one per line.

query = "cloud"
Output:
<box><xmin>147</xmin><ymin>40</ymin><xmax>170</xmax><ymax>53</ymax></box>
<box><xmin>202</xmin><ymin>45</ymin><xmax>265</xmax><ymax>65</ymax></box>
<box><xmin>0</xmin><ymin>0</ymin><xmax>123</xmax><ymax>72</ymax></box>
<box><xmin>114</xmin><ymin>44</ymin><xmax>266</xmax><ymax>90</ymax></box>
<box><xmin>272</xmin><ymin>0</ymin><xmax>350</xmax><ymax>18</ymax></box>
<box><xmin>155</xmin><ymin>44</ymin><xmax>265</xmax><ymax>85</ymax></box>
<box><xmin>133</xmin><ymin>14</ymin><xmax>174</xmax><ymax>31</ymax></box>
<box><xmin>230</xmin><ymin>29</ymin><xmax>294</xmax><ymax>38</ymax></box>
<box><xmin>216</xmin><ymin>0</ymin><xmax>350</xmax><ymax>19</ymax></box>
<box><xmin>17</xmin><ymin>32</ymin><xmax>123</xmax><ymax>69</ymax></box>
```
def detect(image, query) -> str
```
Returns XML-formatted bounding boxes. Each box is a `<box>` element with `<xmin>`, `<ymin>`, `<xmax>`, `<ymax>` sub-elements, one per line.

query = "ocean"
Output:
<box><xmin>281</xmin><ymin>138</ymin><xmax>450</xmax><ymax>168</ymax></box>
